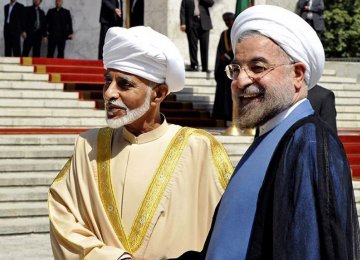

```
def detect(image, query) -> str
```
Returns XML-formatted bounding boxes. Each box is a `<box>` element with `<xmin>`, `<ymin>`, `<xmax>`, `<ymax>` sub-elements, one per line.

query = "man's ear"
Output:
<box><xmin>152</xmin><ymin>83</ymin><xmax>169</xmax><ymax>104</ymax></box>
<box><xmin>293</xmin><ymin>62</ymin><xmax>307</xmax><ymax>90</ymax></box>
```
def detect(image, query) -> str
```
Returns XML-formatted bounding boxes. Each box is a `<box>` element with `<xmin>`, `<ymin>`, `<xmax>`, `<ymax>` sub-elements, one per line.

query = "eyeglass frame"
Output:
<box><xmin>224</xmin><ymin>62</ymin><xmax>295</xmax><ymax>82</ymax></box>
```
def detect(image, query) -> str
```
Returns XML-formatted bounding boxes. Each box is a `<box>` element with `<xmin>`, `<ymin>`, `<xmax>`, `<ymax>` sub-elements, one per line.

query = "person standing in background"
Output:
<box><xmin>297</xmin><ymin>0</ymin><xmax>325</xmax><ymax>37</ymax></box>
<box><xmin>180</xmin><ymin>0</ymin><xmax>214</xmax><ymax>72</ymax></box>
<box><xmin>46</xmin><ymin>0</ymin><xmax>73</xmax><ymax>58</ymax></box>
<box><xmin>98</xmin><ymin>0</ymin><xmax>123</xmax><ymax>60</ymax></box>
<box><xmin>307</xmin><ymin>84</ymin><xmax>337</xmax><ymax>133</ymax></box>
<box><xmin>212</xmin><ymin>12</ymin><xmax>235</xmax><ymax>125</ymax></box>
<box><xmin>3</xmin><ymin>0</ymin><xmax>24</xmax><ymax>57</ymax></box>
<box><xmin>22</xmin><ymin>0</ymin><xmax>47</xmax><ymax>57</ymax></box>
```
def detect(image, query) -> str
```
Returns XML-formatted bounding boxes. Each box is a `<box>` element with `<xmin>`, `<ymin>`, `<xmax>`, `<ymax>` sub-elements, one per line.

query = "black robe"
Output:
<box><xmin>173</xmin><ymin>115</ymin><xmax>359</xmax><ymax>260</ymax></box>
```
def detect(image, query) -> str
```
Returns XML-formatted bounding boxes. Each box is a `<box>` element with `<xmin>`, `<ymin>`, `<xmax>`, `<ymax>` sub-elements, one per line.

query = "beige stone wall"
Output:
<box><xmin>144</xmin><ymin>0</ymin><xmax>296</xmax><ymax>70</ymax></box>
<box><xmin>0</xmin><ymin>0</ymin><xmax>294</xmax><ymax>60</ymax></box>
<box><xmin>145</xmin><ymin>0</ymin><xmax>237</xmax><ymax>70</ymax></box>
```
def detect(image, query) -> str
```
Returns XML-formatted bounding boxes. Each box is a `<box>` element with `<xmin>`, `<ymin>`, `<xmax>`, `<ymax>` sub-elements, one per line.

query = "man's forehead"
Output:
<box><xmin>234</xmin><ymin>36</ymin><xmax>280</xmax><ymax>63</ymax></box>
<box><xmin>104</xmin><ymin>69</ymin><xmax>150</xmax><ymax>83</ymax></box>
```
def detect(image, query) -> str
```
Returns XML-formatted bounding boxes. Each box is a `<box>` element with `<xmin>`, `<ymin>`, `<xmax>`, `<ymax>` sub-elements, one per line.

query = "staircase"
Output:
<box><xmin>0</xmin><ymin>57</ymin><xmax>359</xmax><ymax>244</ymax></box>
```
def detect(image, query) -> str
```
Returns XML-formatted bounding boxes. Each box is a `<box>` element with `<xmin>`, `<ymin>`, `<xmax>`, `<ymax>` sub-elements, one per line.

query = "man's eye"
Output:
<box><xmin>251</xmin><ymin>64</ymin><xmax>267</xmax><ymax>73</ymax></box>
<box><xmin>104</xmin><ymin>77</ymin><xmax>112</xmax><ymax>86</ymax></box>
<box><xmin>117</xmin><ymin>79</ymin><xmax>134</xmax><ymax>90</ymax></box>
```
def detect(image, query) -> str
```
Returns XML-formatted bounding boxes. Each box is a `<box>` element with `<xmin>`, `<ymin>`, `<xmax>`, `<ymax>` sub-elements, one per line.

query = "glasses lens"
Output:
<box><xmin>225</xmin><ymin>65</ymin><xmax>239</xmax><ymax>80</ymax></box>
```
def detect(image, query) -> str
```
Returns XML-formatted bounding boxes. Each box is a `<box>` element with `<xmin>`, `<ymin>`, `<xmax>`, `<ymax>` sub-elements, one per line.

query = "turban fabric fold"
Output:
<box><xmin>231</xmin><ymin>5</ymin><xmax>325</xmax><ymax>89</ymax></box>
<box><xmin>103</xmin><ymin>26</ymin><xmax>185</xmax><ymax>93</ymax></box>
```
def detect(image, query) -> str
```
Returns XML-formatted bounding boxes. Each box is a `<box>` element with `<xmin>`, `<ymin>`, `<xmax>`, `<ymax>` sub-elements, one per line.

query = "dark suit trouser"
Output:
<box><xmin>186</xmin><ymin>17</ymin><xmax>209</xmax><ymax>71</ymax></box>
<box><xmin>4</xmin><ymin>25</ymin><xmax>21</xmax><ymax>57</ymax></box>
<box><xmin>22</xmin><ymin>31</ymin><xmax>42</xmax><ymax>57</ymax></box>
<box><xmin>47</xmin><ymin>35</ymin><xmax>66</xmax><ymax>58</ymax></box>
<box><xmin>98</xmin><ymin>23</ymin><xmax>111</xmax><ymax>60</ymax></box>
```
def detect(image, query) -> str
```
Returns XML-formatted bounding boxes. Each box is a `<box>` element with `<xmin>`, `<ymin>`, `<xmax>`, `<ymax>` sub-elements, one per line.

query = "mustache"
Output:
<box><xmin>104</xmin><ymin>99</ymin><xmax>128</xmax><ymax>110</ymax></box>
<box><xmin>237</xmin><ymin>84</ymin><xmax>265</xmax><ymax>97</ymax></box>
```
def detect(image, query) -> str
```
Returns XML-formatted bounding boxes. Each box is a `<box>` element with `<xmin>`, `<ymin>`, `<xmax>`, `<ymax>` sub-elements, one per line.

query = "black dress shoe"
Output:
<box><xmin>186</xmin><ymin>65</ymin><xmax>199</xmax><ymax>71</ymax></box>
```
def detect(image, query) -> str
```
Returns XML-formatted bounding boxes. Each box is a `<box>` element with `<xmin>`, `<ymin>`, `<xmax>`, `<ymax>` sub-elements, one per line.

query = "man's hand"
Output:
<box><xmin>115</xmin><ymin>8</ymin><xmax>122</xmax><ymax>17</ymax></box>
<box><xmin>21</xmin><ymin>32</ymin><xmax>27</xmax><ymax>39</ymax></box>
<box><xmin>180</xmin><ymin>25</ymin><xmax>186</xmax><ymax>32</ymax></box>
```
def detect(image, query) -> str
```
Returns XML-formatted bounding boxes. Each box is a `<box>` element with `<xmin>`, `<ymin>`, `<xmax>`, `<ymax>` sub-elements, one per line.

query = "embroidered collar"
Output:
<box><xmin>122</xmin><ymin>116</ymin><xmax>169</xmax><ymax>144</ymax></box>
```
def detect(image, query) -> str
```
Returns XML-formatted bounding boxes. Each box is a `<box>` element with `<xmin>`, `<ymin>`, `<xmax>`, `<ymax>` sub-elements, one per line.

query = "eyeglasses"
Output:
<box><xmin>224</xmin><ymin>62</ymin><xmax>294</xmax><ymax>82</ymax></box>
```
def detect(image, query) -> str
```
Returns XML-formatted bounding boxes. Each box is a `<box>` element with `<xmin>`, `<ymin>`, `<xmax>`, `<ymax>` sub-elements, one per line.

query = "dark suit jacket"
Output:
<box><xmin>46</xmin><ymin>7</ymin><xmax>73</xmax><ymax>39</ymax></box>
<box><xmin>99</xmin><ymin>0</ymin><xmax>123</xmax><ymax>27</ymax></box>
<box><xmin>297</xmin><ymin>0</ymin><xmax>325</xmax><ymax>32</ymax></box>
<box><xmin>180</xmin><ymin>0</ymin><xmax>214</xmax><ymax>32</ymax></box>
<box><xmin>4</xmin><ymin>2</ymin><xmax>25</xmax><ymax>35</ymax></box>
<box><xmin>23</xmin><ymin>5</ymin><xmax>47</xmax><ymax>36</ymax></box>
<box><xmin>307</xmin><ymin>84</ymin><xmax>337</xmax><ymax>133</ymax></box>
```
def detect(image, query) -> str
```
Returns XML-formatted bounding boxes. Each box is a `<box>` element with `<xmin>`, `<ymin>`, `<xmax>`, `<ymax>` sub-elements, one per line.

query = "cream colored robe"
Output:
<box><xmin>48</xmin><ymin>120</ymin><xmax>233</xmax><ymax>260</ymax></box>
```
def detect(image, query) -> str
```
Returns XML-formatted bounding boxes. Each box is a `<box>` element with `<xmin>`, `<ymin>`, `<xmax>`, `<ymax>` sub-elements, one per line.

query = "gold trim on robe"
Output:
<box><xmin>97</xmin><ymin>127</ymin><xmax>233</xmax><ymax>254</ymax></box>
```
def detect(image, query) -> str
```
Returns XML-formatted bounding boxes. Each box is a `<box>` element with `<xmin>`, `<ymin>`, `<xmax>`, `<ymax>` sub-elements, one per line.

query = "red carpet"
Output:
<box><xmin>34</xmin><ymin>65</ymin><xmax>105</xmax><ymax>75</ymax></box>
<box><xmin>21</xmin><ymin>57</ymin><xmax>103</xmax><ymax>67</ymax></box>
<box><xmin>339</xmin><ymin>133</ymin><xmax>360</xmax><ymax>179</ymax></box>
<box><xmin>49</xmin><ymin>73</ymin><xmax>104</xmax><ymax>84</ymax></box>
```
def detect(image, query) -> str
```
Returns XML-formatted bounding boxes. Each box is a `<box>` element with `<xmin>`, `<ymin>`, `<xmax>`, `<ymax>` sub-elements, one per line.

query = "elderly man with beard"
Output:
<box><xmin>173</xmin><ymin>5</ymin><xmax>359</xmax><ymax>260</ymax></box>
<box><xmin>48</xmin><ymin>26</ymin><xmax>233</xmax><ymax>260</ymax></box>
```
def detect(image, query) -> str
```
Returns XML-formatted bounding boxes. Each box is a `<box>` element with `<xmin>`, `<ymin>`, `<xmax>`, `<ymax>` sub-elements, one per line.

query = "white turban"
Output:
<box><xmin>231</xmin><ymin>5</ymin><xmax>325</xmax><ymax>89</ymax></box>
<box><xmin>103</xmin><ymin>26</ymin><xmax>185</xmax><ymax>93</ymax></box>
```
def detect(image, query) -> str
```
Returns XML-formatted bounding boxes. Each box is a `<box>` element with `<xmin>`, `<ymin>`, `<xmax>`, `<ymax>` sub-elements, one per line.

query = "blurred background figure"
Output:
<box><xmin>98</xmin><ymin>0</ymin><xmax>123</xmax><ymax>60</ymax></box>
<box><xmin>297</xmin><ymin>0</ymin><xmax>325</xmax><ymax>37</ymax></box>
<box><xmin>307</xmin><ymin>84</ymin><xmax>337</xmax><ymax>134</ymax></box>
<box><xmin>3</xmin><ymin>0</ymin><xmax>24</xmax><ymax>57</ymax></box>
<box><xmin>22</xmin><ymin>0</ymin><xmax>47</xmax><ymax>57</ymax></box>
<box><xmin>180</xmin><ymin>0</ymin><xmax>214</xmax><ymax>72</ymax></box>
<box><xmin>46</xmin><ymin>0</ymin><xmax>73</xmax><ymax>58</ymax></box>
<box><xmin>212</xmin><ymin>12</ymin><xmax>235</xmax><ymax>125</ymax></box>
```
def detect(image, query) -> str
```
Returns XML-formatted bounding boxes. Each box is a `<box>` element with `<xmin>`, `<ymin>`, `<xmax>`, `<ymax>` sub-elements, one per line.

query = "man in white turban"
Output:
<box><xmin>48</xmin><ymin>26</ymin><xmax>233</xmax><ymax>259</ymax></box>
<box><xmin>173</xmin><ymin>5</ymin><xmax>359</xmax><ymax>260</ymax></box>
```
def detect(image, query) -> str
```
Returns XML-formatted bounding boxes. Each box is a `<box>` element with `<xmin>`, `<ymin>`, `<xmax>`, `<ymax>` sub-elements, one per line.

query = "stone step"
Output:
<box><xmin>0</xmin><ymin>134</ymin><xmax>77</xmax><ymax>145</ymax></box>
<box><xmin>0</xmin><ymin>145</ymin><xmax>73</xmax><ymax>159</ymax></box>
<box><xmin>336</xmin><ymin>114</ymin><xmax>360</xmax><ymax>121</ymax></box>
<box><xmin>0</xmin><ymin>186</ymin><xmax>49</xmax><ymax>202</ymax></box>
<box><xmin>0</xmin><ymin>57</ymin><xmax>20</xmax><ymax>64</ymax></box>
<box><xmin>0</xmin><ymin>72</ymin><xmax>48</xmax><ymax>81</ymax></box>
<box><xmin>0</xmin><ymin>158</ymin><xmax>68</xmax><ymax>172</ymax></box>
<box><xmin>0</xmin><ymin>98</ymin><xmax>95</xmax><ymax>108</ymax></box>
<box><xmin>0</xmin><ymin>107</ymin><xmax>105</xmax><ymax>118</ymax></box>
<box><xmin>0</xmin><ymin>81</ymin><xmax>63</xmax><ymax>90</ymax></box>
<box><xmin>0</xmin><ymin>172</ymin><xmax>56</xmax><ymax>186</ymax></box>
<box><xmin>0</xmin><ymin>201</ymin><xmax>47</xmax><ymax>217</ymax></box>
<box><xmin>319</xmin><ymin>75</ymin><xmax>357</xmax><ymax>84</ymax></box>
<box><xmin>0</xmin><ymin>90</ymin><xmax>79</xmax><ymax>99</ymax></box>
<box><xmin>0</xmin><ymin>216</ymin><xmax>49</xmax><ymax>235</ymax></box>
<box><xmin>0</xmin><ymin>64</ymin><xmax>33</xmax><ymax>73</ymax></box>
<box><xmin>337</xmin><ymin>106</ymin><xmax>360</xmax><ymax>113</ymax></box>
<box><xmin>338</xmin><ymin>121</ymin><xmax>360</xmax><ymax>129</ymax></box>
<box><xmin>0</xmin><ymin>117</ymin><xmax>106</xmax><ymax>128</ymax></box>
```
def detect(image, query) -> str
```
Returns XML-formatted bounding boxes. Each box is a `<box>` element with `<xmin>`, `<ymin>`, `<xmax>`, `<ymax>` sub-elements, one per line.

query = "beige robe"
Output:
<box><xmin>48</xmin><ymin>120</ymin><xmax>233</xmax><ymax>259</ymax></box>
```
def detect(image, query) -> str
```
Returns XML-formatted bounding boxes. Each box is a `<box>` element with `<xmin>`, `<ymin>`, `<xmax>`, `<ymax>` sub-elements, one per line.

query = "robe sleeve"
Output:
<box><xmin>248</xmin><ymin>118</ymin><xmax>360</xmax><ymax>259</ymax></box>
<box><xmin>48</xmin><ymin>150</ymin><xmax>129</xmax><ymax>259</ymax></box>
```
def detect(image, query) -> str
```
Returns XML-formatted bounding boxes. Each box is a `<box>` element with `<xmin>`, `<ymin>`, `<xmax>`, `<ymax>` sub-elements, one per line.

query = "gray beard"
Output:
<box><xmin>105</xmin><ymin>87</ymin><xmax>152</xmax><ymax>129</ymax></box>
<box><xmin>235</xmin><ymin>81</ymin><xmax>294</xmax><ymax>129</ymax></box>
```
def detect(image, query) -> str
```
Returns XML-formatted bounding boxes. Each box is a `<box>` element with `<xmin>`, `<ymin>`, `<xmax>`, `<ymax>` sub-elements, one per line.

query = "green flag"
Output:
<box><xmin>235</xmin><ymin>0</ymin><xmax>253</xmax><ymax>15</ymax></box>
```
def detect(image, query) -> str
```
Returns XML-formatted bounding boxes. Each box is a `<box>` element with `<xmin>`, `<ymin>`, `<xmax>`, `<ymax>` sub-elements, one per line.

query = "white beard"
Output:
<box><xmin>105</xmin><ymin>87</ymin><xmax>152</xmax><ymax>129</ymax></box>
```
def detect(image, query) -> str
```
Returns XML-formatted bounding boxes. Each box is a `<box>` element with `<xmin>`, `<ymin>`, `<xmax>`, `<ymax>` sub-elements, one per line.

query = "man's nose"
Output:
<box><xmin>103</xmin><ymin>81</ymin><xmax>120</xmax><ymax>100</ymax></box>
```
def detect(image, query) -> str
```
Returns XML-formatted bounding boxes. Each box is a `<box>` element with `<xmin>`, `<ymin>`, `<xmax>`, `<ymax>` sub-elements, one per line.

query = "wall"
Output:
<box><xmin>0</xmin><ymin>0</ymin><xmax>293</xmax><ymax>66</ymax></box>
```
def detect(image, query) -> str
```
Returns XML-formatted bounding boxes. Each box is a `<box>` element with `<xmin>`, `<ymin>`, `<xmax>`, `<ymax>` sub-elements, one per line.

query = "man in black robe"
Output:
<box><xmin>171</xmin><ymin>5</ymin><xmax>359</xmax><ymax>260</ymax></box>
<box><xmin>212</xmin><ymin>12</ymin><xmax>235</xmax><ymax>125</ymax></box>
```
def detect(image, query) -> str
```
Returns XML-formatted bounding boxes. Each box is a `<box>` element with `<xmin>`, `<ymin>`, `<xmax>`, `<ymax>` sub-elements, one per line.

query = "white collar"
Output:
<box><xmin>258</xmin><ymin>99</ymin><xmax>307</xmax><ymax>136</ymax></box>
